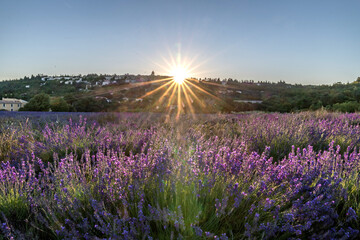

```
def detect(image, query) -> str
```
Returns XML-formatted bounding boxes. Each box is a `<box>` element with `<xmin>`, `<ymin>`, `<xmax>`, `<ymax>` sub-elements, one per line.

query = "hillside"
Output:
<box><xmin>1</xmin><ymin>74</ymin><xmax>360</xmax><ymax>113</ymax></box>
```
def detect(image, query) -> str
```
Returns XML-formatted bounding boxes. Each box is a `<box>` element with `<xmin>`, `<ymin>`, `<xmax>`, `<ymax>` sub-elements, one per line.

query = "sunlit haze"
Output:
<box><xmin>1</xmin><ymin>0</ymin><xmax>360</xmax><ymax>84</ymax></box>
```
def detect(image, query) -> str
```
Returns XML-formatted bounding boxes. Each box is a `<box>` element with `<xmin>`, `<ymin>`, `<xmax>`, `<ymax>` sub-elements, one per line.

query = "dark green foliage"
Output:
<box><xmin>333</xmin><ymin>101</ymin><xmax>360</xmax><ymax>113</ymax></box>
<box><xmin>72</xmin><ymin>97</ymin><xmax>107</xmax><ymax>112</ymax></box>
<box><xmin>262</xmin><ymin>81</ymin><xmax>360</xmax><ymax>113</ymax></box>
<box><xmin>21</xmin><ymin>93</ymin><xmax>50</xmax><ymax>111</ymax></box>
<box><xmin>50</xmin><ymin>97</ymin><xmax>71</xmax><ymax>112</ymax></box>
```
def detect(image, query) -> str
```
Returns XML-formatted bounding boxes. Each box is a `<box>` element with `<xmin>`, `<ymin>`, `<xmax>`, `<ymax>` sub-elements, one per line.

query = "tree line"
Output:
<box><xmin>20</xmin><ymin>93</ymin><xmax>114</xmax><ymax>112</ymax></box>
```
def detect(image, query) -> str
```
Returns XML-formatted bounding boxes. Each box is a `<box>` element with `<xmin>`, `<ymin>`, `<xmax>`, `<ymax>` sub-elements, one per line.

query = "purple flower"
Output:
<box><xmin>346</xmin><ymin>207</ymin><xmax>357</xmax><ymax>222</ymax></box>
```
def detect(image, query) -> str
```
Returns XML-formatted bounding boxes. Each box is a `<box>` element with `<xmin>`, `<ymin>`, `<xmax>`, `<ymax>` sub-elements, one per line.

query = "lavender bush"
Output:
<box><xmin>1</xmin><ymin>111</ymin><xmax>360</xmax><ymax>239</ymax></box>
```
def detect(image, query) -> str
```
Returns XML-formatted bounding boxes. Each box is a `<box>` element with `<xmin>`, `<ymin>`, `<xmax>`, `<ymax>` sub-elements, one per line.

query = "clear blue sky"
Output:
<box><xmin>1</xmin><ymin>0</ymin><xmax>359</xmax><ymax>84</ymax></box>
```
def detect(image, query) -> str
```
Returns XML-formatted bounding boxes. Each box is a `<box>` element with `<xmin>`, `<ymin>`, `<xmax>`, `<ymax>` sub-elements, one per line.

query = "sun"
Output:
<box><xmin>136</xmin><ymin>50</ymin><xmax>220</xmax><ymax>119</ymax></box>
<box><xmin>171</xmin><ymin>66</ymin><xmax>189</xmax><ymax>85</ymax></box>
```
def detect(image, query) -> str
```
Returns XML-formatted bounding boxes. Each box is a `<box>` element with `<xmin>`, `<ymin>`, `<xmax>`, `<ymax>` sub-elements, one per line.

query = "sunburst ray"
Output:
<box><xmin>181</xmin><ymin>84</ymin><xmax>196</xmax><ymax>117</ymax></box>
<box><xmin>182</xmin><ymin>82</ymin><xmax>206</xmax><ymax>108</ymax></box>
<box><xmin>184</xmin><ymin>79</ymin><xmax>222</xmax><ymax>101</ymax></box>
<box><xmin>140</xmin><ymin>80</ymin><xmax>173</xmax><ymax>98</ymax></box>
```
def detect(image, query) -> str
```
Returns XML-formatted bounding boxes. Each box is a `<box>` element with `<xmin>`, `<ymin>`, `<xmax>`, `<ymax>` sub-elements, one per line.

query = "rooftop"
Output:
<box><xmin>0</xmin><ymin>98</ymin><xmax>28</xmax><ymax>104</ymax></box>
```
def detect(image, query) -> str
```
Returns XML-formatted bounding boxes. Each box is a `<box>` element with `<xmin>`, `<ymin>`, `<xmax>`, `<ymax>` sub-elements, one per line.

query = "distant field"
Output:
<box><xmin>0</xmin><ymin>111</ymin><xmax>360</xmax><ymax>239</ymax></box>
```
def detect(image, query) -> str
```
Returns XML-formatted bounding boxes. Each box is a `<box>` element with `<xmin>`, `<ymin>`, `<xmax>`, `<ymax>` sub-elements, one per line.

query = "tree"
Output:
<box><xmin>21</xmin><ymin>93</ymin><xmax>50</xmax><ymax>111</ymax></box>
<box><xmin>332</xmin><ymin>101</ymin><xmax>359</xmax><ymax>113</ymax></box>
<box><xmin>73</xmin><ymin>97</ymin><xmax>106</xmax><ymax>112</ymax></box>
<box><xmin>50</xmin><ymin>97</ymin><xmax>70</xmax><ymax>112</ymax></box>
<box><xmin>64</xmin><ymin>93</ymin><xmax>77</xmax><ymax>105</ymax></box>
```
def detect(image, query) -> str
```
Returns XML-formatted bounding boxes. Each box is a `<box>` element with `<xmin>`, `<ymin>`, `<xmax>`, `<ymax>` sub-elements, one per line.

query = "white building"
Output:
<box><xmin>0</xmin><ymin>98</ymin><xmax>28</xmax><ymax>111</ymax></box>
<box><xmin>64</xmin><ymin>80</ymin><xmax>73</xmax><ymax>85</ymax></box>
<box><xmin>102</xmin><ymin>80</ymin><xmax>111</xmax><ymax>86</ymax></box>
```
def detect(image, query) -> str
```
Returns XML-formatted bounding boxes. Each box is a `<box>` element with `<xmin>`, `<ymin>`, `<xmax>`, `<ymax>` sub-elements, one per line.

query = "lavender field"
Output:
<box><xmin>1</xmin><ymin>111</ymin><xmax>360</xmax><ymax>239</ymax></box>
